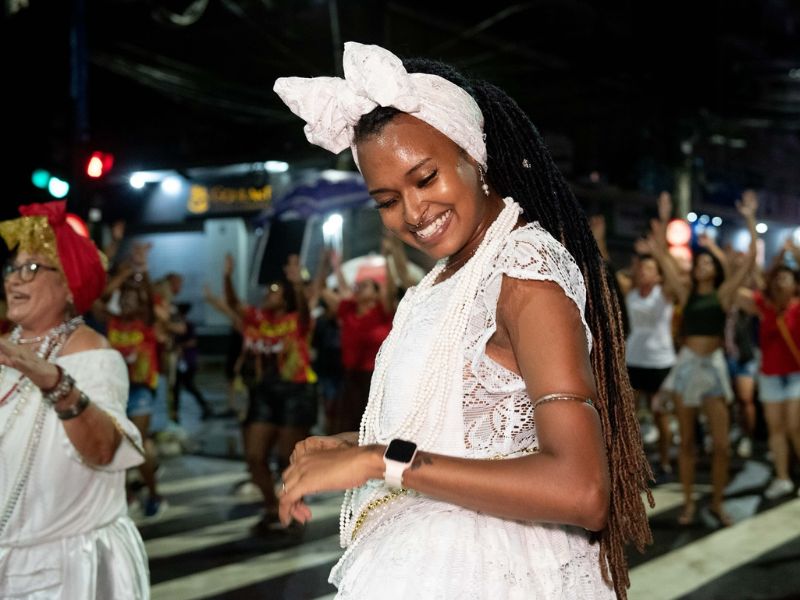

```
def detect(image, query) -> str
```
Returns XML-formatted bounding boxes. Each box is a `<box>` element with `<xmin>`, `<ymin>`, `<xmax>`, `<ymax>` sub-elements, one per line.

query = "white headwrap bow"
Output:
<box><xmin>273</xmin><ymin>41</ymin><xmax>487</xmax><ymax>170</ymax></box>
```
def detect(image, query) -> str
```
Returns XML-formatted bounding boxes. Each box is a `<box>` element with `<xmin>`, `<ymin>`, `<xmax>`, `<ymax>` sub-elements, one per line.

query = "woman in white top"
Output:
<box><xmin>273</xmin><ymin>43</ymin><xmax>652</xmax><ymax>599</ymax></box>
<box><xmin>626</xmin><ymin>251</ymin><xmax>677</xmax><ymax>476</ymax></box>
<box><xmin>0</xmin><ymin>201</ymin><xmax>149</xmax><ymax>599</ymax></box>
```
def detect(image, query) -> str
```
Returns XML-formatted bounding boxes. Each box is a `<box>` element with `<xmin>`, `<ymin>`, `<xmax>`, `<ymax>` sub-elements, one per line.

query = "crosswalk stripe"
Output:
<box><xmin>144</xmin><ymin>485</ymin><xmax>696</xmax><ymax>570</ymax></box>
<box><xmin>150</xmin><ymin>534</ymin><xmax>342</xmax><ymax>600</ymax></box>
<box><xmin>646</xmin><ymin>483</ymin><xmax>712</xmax><ymax>517</ymax></box>
<box><xmin>629</xmin><ymin>498</ymin><xmax>800</xmax><ymax>600</ymax></box>
<box><xmin>157</xmin><ymin>471</ymin><xmax>250</xmax><ymax>495</ymax></box>
<box><xmin>133</xmin><ymin>494</ymin><xmax>253</xmax><ymax>529</ymax></box>
<box><xmin>145</xmin><ymin>497</ymin><xmax>344</xmax><ymax>559</ymax></box>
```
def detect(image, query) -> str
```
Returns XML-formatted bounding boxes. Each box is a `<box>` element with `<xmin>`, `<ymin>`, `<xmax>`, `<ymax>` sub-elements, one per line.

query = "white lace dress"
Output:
<box><xmin>330</xmin><ymin>222</ymin><xmax>615</xmax><ymax>599</ymax></box>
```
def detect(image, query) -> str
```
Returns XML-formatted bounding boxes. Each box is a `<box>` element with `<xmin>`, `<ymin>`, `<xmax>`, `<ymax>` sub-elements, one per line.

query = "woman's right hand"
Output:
<box><xmin>289</xmin><ymin>434</ymin><xmax>355</xmax><ymax>465</ymax></box>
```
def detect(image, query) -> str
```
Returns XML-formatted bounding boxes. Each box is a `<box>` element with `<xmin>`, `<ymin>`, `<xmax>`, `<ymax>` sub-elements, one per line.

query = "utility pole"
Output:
<box><xmin>69</xmin><ymin>0</ymin><xmax>89</xmax><ymax>219</ymax></box>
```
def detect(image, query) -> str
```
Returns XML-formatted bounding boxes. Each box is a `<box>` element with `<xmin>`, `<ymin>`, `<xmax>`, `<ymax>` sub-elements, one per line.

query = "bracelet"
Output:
<box><xmin>531</xmin><ymin>393</ymin><xmax>595</xmax><ymax>411</ymax></box>
<box><xmin>55</xmin><ymin>390</ymin><xmax>91</xmax><ymax>420</ymax></box>
<box><xmin>41</xmin><ymin>366</ymin><xmax>76</xmax><ymax>406</ymax></box>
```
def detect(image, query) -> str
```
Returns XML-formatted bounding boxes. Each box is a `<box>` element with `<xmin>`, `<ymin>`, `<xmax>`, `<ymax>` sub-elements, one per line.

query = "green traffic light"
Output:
<box><xmin>48</xmin><ymin>177</ymin><xmax>70</xmax><ymax>199</ymax></box>
<box><xmin>32</xmin><ymin>169</ymin><xmax>51</xmax><ymax>189</ymax></box>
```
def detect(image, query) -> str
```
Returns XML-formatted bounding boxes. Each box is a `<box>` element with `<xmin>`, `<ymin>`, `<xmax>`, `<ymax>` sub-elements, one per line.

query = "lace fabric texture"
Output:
<box><xmin>462</xmin><ymin>221</ymin><xmax>592</xmax><ymax>459</ymax></box>
<box><xmin>331</xmin><ymin>223</ymin><xmax>612</xmax><ymax>598</ymax></box>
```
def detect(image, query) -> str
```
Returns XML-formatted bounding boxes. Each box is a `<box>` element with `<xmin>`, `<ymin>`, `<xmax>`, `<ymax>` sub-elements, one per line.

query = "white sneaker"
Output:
<box><xmin>764</xmin><ymin>478</ymin><xmax>794</xmax><ymax>500</ymax></box>
<box><xmin>234</xmin><ymin>481</ymin><xmax>261</xmax><ymax>499</ymax></box>
<box><xmin>736</xmin><ymin>436</ymin><xmax>753</xmax><ymax>459</ymax></box>
<box><xmin>641</xmin><ymin>423</ymin><xmax>659</xmax><ymax>445</ymax></box>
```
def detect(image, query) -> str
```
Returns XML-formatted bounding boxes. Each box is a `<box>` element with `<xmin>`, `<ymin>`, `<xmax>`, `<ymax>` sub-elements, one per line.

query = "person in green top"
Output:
<box><xmin>642</xmin><ymin>191</ymin><xmax>758</xmax><ymax>527</ymax></box>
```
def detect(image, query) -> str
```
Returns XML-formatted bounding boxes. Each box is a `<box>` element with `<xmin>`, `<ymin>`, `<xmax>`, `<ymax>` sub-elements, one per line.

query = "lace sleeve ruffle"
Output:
<box><xmin>465</xmin><ymin>222</ymin><xmax>593</xmax><ymax>395</ymax></box>
<box><xmin>56</xmin><ymin>349</ymin><xmax>145</xmax><ymax>471</ymax></box>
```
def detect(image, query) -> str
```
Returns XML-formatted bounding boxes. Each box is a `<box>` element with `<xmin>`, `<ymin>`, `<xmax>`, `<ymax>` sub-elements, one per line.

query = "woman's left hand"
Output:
<box><xmin>279</xmin><ymin>444</ymin><xmax>382</xmax><ymax>526</ymax></box>
<box><xmin>0</xmin><ymin>338</ymin><xmax>59</xmax><ymax>390</ymax></box>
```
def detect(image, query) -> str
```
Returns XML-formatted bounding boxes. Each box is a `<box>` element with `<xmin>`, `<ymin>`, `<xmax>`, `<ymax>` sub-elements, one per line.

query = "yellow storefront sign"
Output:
<box><xmin>188</xmin><ymin>184</ymin><xmax>272</xmax><ymax>214</ymax></box>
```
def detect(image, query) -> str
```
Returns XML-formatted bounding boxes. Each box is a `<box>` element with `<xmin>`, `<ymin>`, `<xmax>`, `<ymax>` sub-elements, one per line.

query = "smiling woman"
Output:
<box><xmin>274</xmin><ymin>42</ymin><xmax>652</xmax><ymax>600</ymax></box>
<box><xmin>0</xmin><ymin>201</ymin><xmax>149</xmax><ymax>599</ymax></box>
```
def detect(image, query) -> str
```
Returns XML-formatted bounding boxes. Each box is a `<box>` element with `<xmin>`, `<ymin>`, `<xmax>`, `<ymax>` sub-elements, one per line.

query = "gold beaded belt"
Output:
<box><xmin>350</xmin><ymin>488</ymin><xmax>409</xmax><ymax>540</ymax></box>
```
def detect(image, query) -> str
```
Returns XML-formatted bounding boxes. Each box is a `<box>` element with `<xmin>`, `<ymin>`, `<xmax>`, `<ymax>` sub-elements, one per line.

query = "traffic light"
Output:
<box><xmin>86</xmin><ymin>151</ymin><xmax>114</xmax><ymax>178</ymax></box>
<box><xmin>666</xmin><ymin>218</ymin><xmax>692</xmax><ymax>266</ymax></box>
<box><xmin>31</xmin><ymin>169</ymin><xmax>71</xmax><ymax>198</ymax></box>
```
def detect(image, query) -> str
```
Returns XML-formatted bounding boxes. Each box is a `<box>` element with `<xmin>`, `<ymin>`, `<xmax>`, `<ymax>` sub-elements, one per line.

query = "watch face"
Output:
<box><xmin>384</xmin><ymin>439</ymin><xmax>417</xmax><ymax>463</ymax></box>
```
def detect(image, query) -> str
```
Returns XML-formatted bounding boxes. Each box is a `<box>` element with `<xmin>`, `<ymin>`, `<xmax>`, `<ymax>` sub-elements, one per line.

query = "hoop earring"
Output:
<box><xmin>478</xmin><ymin>165</ymin><xmax>490</xmax><ymax>197</ymax></box>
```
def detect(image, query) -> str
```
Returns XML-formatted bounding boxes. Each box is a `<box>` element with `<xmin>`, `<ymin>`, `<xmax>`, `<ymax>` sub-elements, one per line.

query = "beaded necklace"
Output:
<box><xmin>0</xmin><ymin>316</ymin><xmax>83</xmax><ymax>538</ymax></box>
<box><xmin>0</xmin><ymin>316</ymin><xmax>83</xmax><ymax>436</ymax></box>
<box><xmin>338</xmin><ymin>198</ymin><xmax>522</xmax><ymax>547</ymax></box>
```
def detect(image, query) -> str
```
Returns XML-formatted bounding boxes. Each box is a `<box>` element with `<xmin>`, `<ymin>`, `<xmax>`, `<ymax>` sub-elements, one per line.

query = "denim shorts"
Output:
<box><xmin>127</xmin><ymin>384</ymin><xmax>156</xmax><ymax>417</ymax></box>
<box><xmin>758</xmin><ymin>372</ymin><xmax>800</xmax><ymax>403</ymax></box>
<box><xmin>662</xmin><ymin>347</ymin><xmax>734</xmax><ymax>407</ymax></box>
<box><xmin>727</xmin><ymin>348</ymin><xmax>760</xmax><ymax>379</ymax></box>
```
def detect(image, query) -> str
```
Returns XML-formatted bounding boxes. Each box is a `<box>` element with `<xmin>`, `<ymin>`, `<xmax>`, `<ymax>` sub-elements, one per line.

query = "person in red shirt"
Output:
<box><xmin>205</xmin><ymin>254</ymin><xmax>315</xmax><ymax>534</ymax></box>
<box><xmin>739</xmin><ymin>257</ymin><xmax>800</xmax><ymax>500</ymax></box>
<box><xmin>103</xmin><ymin>244</ymin><xmax>170</xmax><ymax>518</ymax></box>
<box><xmin>321</xmin><ymin>247</ymin><xmax>397</xmax><ymax>433</ymax></box>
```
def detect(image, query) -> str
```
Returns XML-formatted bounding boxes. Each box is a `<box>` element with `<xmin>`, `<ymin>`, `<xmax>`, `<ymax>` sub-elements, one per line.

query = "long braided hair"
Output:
<box><xmin>355</xmin><ymin>59</ymin><xmax>653</xmax><ymax>598</ymax></box>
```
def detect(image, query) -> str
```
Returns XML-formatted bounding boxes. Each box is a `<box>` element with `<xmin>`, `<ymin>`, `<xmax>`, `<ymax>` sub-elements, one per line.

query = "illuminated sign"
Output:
<box><xmin>188</xmin><ymin>184</ymin><xmax>272</xmax><ymax>214</ymax></box>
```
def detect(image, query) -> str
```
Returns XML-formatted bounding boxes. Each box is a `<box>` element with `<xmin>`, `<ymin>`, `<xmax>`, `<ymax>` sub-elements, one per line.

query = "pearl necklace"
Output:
<box><xmin>338</xmin><ymin>197</ymin><xmax>522</xmax><ymax>547</ymax></box>
<box><xmin>0</xmin><ymin>316</ymin><xmax>83</xmax><ymax>442</ymax></box>
<box><xmin>0</xmin><ymin>317</ymin><xmax>83</xmax><ymax>537</ymax></box>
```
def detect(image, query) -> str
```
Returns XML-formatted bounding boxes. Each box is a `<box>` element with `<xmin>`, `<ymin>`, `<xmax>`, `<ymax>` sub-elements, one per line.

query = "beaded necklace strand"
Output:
<box><xmin>338</xmin><ymin>198</ymin><xmax>522</xmax><ymax>548</ymax></box>
<box><xmin>0</xmin><ymin>317</ymin><xmax>84</xmax><ymax>538</ymax></box>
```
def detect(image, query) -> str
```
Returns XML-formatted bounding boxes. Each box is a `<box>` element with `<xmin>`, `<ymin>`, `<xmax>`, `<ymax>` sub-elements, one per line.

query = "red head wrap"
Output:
<box><xmin>1</xmin><ymin>201</ymin><xmax>107</xmax><ymax>314</ymax></box>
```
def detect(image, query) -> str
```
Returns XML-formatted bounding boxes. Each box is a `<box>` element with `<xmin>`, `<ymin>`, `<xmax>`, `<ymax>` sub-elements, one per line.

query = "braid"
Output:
<box><xmin>398</xmin><ymin>59</ymin><xmax>654</xmax><ymax>598</ymax></box>
<box><xmin>476</xmin><ymin>78</ymin><xmax>653</xmax><ymax>599</ymax></box>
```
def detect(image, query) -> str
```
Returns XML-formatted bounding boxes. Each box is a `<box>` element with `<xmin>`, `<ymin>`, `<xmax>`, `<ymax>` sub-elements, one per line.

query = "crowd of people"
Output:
<box><xmin>1</xmin><ymin>40</ymin><xmax>799</xmax><ymax>600</ymax></box>
<box><xmin>592</xmin><ymin>190</ymin><xmax>800</xmax><ymax>528</ymax></box>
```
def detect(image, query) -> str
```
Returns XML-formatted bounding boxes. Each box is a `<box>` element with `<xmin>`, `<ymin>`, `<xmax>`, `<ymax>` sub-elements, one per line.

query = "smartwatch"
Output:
<box><xmin>383</xmin><ymin>439</ymin><xmax>418</xmax><ymax>489</ymax></box>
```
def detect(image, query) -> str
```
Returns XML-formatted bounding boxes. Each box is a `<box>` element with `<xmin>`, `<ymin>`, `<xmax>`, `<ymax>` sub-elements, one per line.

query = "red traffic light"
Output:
<box><xmin>86</xmin><ymin>151</ymin><xmax>114</xmax><ymax>178</ymax></box>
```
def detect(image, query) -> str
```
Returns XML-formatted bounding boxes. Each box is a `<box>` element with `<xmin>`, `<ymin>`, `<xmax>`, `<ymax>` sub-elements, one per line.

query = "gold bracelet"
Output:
<box><xmin>531</xmin><ymin>393</ymin><xmax>594</xmax><ymax>411</ymax></box>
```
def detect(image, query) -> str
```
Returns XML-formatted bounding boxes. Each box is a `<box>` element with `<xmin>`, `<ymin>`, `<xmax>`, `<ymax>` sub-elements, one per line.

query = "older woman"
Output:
<box><xmin>0</xmin><ymin>201</ymin><xmax>149</xmax><ymax>599</ymax></box>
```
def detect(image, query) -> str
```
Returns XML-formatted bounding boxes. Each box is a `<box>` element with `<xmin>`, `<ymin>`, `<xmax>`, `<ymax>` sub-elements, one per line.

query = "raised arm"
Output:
<box><xmin>284</xmin><ymin>254</ymin><xmax>311</xmax><ymax>330</ymax></box>
<box><xmin>104</xmin><ymin>240</ymin><xmax>150</xmax><ymax>297</ymax></box>
<box><xmin>385</xmin><ymin>233</ymin><xmax>415</xmax><ymax>290</ymax></box>
<box><xmin>223</xmin><ymin>253</ymin><xmax>243</xmax><ymax>314</ymax></box>
<box><xmin>331</xmin><ymin>251</ymin><xmax>352</xmax><ymax>298</ymax></box>
<box><xmin>307</xmin><ymin>247</ymin><xmax>332</xmax><ymax>312</ymax></box>
<box><xmin>642</xmin><ymin>224</ymin><xmax>690</xmax><ymax>306</ymax></box>
<box><xmin>719</xmin><ymin>191</ymin><xmax>758</xmax><ymax>311</ymax></box>
<box><xmin>103</xmin><ymin>262</ymin><xmax>135</xmax><ymax>298</ymax></box>
<box><xmin>103</xmin><ymin>220</ymin><xmax>126</xmax><ymax>266</ymax></box>
<box><xmin>203</xmin><ymin>285</ymin><xmax>244</xmax><ymax>332</ymax></box>
<box><xmin>697</xmin><ymin>233</ymin><xmax>730</xmax><ymax>278</ymax></box>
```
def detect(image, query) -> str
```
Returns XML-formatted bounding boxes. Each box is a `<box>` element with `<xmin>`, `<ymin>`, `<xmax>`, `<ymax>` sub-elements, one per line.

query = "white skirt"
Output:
<box><xmin>0</xmin><ymin>515</ymin><xmax>149</xmax><ymax>599</ymax></box>
<box><xmin>330</xmin><ymin>493</ymin><xmax>615</xmax><ymax>599</ymax></box>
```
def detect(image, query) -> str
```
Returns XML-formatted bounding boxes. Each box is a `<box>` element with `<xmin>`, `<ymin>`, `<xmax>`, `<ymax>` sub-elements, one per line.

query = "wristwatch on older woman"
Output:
<box><xmin>383</xmin><ymin>439</ymin><xmax>418</xmax><ymax>489</ymax></box>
